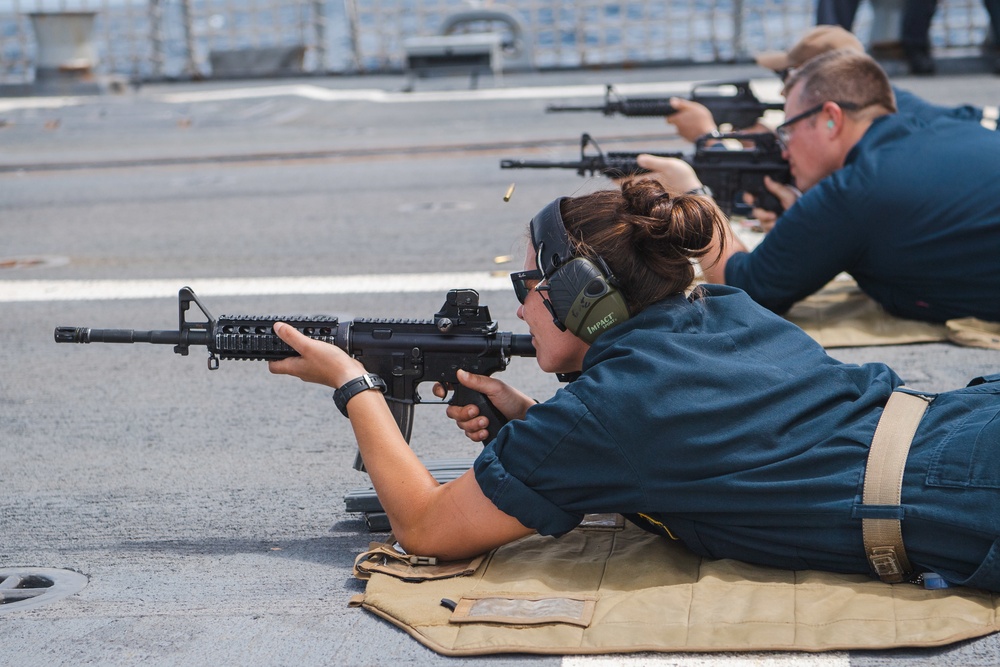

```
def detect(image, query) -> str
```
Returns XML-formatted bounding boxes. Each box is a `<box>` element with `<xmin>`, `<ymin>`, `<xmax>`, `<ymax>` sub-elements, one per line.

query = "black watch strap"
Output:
<box><xmin>333</xmin><ymin>373</ymin><xmax>387</xmax><ymax>417</ymax></box>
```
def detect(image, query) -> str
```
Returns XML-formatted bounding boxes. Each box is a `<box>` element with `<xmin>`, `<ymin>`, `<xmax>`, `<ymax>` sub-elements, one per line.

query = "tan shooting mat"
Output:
<box><xmin>782</xmin><ymin>278</ymin><xmax>949</xmax><ymax>348</ymax></box>
<box><xmin>946</xmin><ymin>317</ymin><xmax>1000</xmax><ymax>350</ymax></box>
<box><xmin>351</xmin><ymin>519</ymin><xmax>1000</xmax><ymax>656</ymax></box>
<box><xmin>787</xmin><ymin>284</ymin><xmax>1000</xmax><ymax>350</ymax></box>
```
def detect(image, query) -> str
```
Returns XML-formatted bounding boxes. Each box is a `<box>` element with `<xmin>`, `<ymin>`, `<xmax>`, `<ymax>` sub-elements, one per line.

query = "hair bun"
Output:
<box><xmin>620</xmin><ymin>178</ymin><xmax>719</xmax><ymax>259</ymax></box>
<box><xmin>556</xmin><ymin>180</ymin><xmax>728</xmax><ymax>315</ymax></box>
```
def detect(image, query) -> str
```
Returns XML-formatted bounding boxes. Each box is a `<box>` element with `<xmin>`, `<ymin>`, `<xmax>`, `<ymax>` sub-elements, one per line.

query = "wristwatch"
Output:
<box><xmin>333</xmin><ymin>373</ymin><xmax>387</xmax><ymax>417</ymax></box>
<box><xmin>684</xmin><ymin>185</ymin><xmax>713</xmax><ymax>197</ymax></box>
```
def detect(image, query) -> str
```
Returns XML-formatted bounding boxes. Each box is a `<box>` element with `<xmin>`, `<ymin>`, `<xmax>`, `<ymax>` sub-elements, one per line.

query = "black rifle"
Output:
<box><xmin>547</xmin><ymin>81</ymin><xmax>784</xmax><ymax>130</ymax></box>
<box><xmin>500</xmin><ymin>132</ymin><xmax>791</xmax><ymax>215</ymax></box>
<box><xmin>54</xmin><ymin>287</ymin><xmax>536</xmax><ymax>471</ymax></box>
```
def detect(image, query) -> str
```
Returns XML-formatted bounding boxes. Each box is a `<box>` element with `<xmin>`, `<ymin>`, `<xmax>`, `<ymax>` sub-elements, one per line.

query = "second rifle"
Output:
<box><xmin>546</xmin><ymin>81</ymin><xmax>784</xmax><ymax>131</ymax></box>
<box><xmin>500</xmin><ymin>132</ymin><xmax>791</xmax><ymax>216</ymax></box>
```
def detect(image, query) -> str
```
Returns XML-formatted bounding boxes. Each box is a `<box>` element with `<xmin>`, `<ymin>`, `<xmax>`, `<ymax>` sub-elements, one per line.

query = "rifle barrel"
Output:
<box><xmin>54</xmin><ymin>327</ymin><xmax>211</xmax><ymax>346</ymax></box>
<box><xmin>545</xmin><ymin>104</ymin><xmax>605</xmax><ymax>113</ymax></box>
<box><xmin>509</xmin><ymin>334</ymin><xmax>536</xmax><ymax>356</ymax></box>
<box><xmin>547</xmin><ymin>100</ymin><xmax>680</xmax><ymax>117</ymax></box>
<box><xmin>500</xmin><ymin>159</ymin><xmax>582</xmax><ymax>170</ymax></box>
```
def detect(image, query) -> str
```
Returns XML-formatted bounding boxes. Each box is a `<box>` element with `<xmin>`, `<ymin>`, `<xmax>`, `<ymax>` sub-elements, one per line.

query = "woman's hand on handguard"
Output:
<box><xmin>433</xmin><ymin>369</ymin><xmax>537</xmax><ymax>443</ymax></box>
<box><xmin>742</xmin><ymin>175</ymin><xmax>800</xmax><ymax>232</ymax></box>
<box><xmin>267</xmin><ymin>321</ymin><xmax>366</xmax><ymax>389</ymax></box>
<box><xmin>636</xmin><ymin>153</ymin><xmax>703</xmax><ymax>194</ymax></box>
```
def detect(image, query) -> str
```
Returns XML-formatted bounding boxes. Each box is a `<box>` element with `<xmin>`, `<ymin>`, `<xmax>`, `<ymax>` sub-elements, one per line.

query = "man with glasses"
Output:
<box><xmin>642</xmin><ymin>48</ymin><xmax>1000</xmax><ymax>324</ymax></box>
<box><xmin>667</xmin><ymin>25</ymin><xmax>998</xmax><ymax>144</ymax></box>
<box><xmin>668</xmin><ymin>25</ymin><xmax>865</xmax><ymax>143</ymax></box>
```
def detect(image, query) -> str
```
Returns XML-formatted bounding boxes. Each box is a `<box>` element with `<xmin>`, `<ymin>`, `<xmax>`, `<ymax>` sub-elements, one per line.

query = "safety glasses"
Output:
<box><xmin>774</xmin><ymin>103</ymin><xmax>826</xmax><ymax>151</ymax></box>
<box><xmin>775</xmin><ymin>100</ymin><xmax>861</xmax><ymax>151</ymax></box>
<box><xmin>510</xmin><ymin>269</ymin><xmax>545</xmax><ymax>304</ymax></box>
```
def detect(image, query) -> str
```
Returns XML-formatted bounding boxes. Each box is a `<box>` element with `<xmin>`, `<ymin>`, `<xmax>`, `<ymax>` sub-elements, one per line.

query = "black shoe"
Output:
<box><xmin>905</xmin><ymin>47</ymin><xmax>936</xmax><ymax>75</ymax></box>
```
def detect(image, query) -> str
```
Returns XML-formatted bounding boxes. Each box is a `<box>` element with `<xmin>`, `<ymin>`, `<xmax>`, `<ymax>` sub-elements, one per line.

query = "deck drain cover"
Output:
<box><xmin>0</xmin><ymin>568</ymin><xmax>88</xmax><ymax>615</ymax></box>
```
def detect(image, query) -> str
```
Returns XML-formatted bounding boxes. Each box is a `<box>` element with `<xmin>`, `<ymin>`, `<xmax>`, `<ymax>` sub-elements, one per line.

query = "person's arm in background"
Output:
<box><xmin>666</xmin><ymin>97</ymin><xmax>774</xmax><ymax>143</ymax></box>
<box><xmin>666</xmin><ymin>97</ymin><xmax>719</xmax><ymax>142</ymax></box>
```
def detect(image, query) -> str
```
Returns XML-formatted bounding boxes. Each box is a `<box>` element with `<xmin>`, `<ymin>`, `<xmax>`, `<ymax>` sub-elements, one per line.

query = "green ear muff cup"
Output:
<box><xmin>549</xmin><ymin>258</ymin><xmax>630</xmax><ymax>344</ymax></box>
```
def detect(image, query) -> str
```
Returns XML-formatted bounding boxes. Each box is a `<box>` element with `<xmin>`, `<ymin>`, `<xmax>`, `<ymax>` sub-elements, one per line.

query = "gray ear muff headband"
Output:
<box><xmin>528</xmin><ymin>198</ymin><xmax>630</xmax><ymax>344</ymax></box>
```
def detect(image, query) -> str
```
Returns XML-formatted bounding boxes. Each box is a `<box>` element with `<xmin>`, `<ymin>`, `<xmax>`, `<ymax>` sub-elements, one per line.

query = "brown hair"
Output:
<box><xmin>784</xmin><ymin>48</ymin><xmax>896</xmax><ymax>115</ymax></box>
<box><xmin>558</xmin><ymin>178</ymin><xmax>727</xmax><ymax>315</ymax></box>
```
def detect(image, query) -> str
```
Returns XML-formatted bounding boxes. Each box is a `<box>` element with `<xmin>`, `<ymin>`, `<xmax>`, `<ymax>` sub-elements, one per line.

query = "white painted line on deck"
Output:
<box><xmin>563</xmin><ymin>653</ymin><xmax>850</xmax><ymax>667</ymax></box>
<box><xmin>0</xmin><ymin>272</ymin><xmax>512</xmax><ymax>303</ymax></box>
<box><xmin>157</xmin><ymin>78</ymin><xmax>785</xmax><ymax>105</ymax></box>
<box><xmin>154</xmin><ymin>81</ymin><xmax>697</xmax><ymax>105</ymax></box>
<box><xmin>0</xmin><ymin>96</ymin><xmax>86</xmax><ymax>113</ymax></box>
<box><xmin>0</xmin><ymin>79</ymin><xmax>784</xmax><ymax>112</ymax></box>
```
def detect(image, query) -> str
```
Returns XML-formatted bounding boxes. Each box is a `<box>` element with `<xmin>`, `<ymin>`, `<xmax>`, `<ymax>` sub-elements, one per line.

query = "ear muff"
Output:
<box><xmin>529</xmin><ymin>198</ymin><xmax>630</xmax><ymax>344</ymax></box>
<box><xmin>546</xmin><ymin>257</ymin><xmax>631</xmax><ymax>344</ymax></box>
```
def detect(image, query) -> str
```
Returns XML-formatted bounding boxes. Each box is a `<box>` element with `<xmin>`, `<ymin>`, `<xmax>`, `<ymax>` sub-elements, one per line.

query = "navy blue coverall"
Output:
<box><xmin>474</xmin><ymin>286</ymin><xmax>1000</xmax><ymax>590</ymax></box>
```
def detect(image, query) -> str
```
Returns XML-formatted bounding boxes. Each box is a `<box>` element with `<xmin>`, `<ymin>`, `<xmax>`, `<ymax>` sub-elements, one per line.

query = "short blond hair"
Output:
<box><xmin>784</xmin><ymin>49</ymin><xmax>896</xmax><ymax>114</ymax></box>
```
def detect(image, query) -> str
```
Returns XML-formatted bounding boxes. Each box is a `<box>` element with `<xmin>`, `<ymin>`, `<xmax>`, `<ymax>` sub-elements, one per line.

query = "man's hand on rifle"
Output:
<box><xmin>665</xmin><ymin>98</ymin><xmax>772</xmax><ymax>143</ymax></box>
<box><xmin>268</xmin><ymin>321</ymin><xmax>366</xmax><ymax>389</ymax></box>
<box><xmin>742</xmin><ymin>176</ymin><xmax>801</xmax><ymax>231</ymax></box>
<box><xmin>666</xmin><ymin>97</ymin><xmax>719</xmax><ymax>143</ymax></box>
<box><xmin>433</xmin><ymin>369</ymin><xmax>536</xmax><ymax>443</ymax></box>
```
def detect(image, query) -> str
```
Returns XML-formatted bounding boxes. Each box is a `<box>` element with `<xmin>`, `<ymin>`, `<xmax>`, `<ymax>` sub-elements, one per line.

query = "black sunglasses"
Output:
<box><xmin>510</xmin><ymin>269</ymin><xmax>544</xmax><ymax>304</ymax></box>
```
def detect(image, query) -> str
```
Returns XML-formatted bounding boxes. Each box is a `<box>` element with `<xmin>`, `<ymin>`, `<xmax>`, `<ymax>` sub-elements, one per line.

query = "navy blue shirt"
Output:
<box><xmin>726</xmin><ymin>113</ymin><xmax>1000</xmax><ymax>322</ymax></box>
<box><xmin>476</xmin><ymin>287</ymin><xmax>899</xmax><ymax>574</ymax></box>
<box><xmin>894</xmin><ymin>86</ymin><xmax>994</xmax><ymax>128</ymax></box>
<box><xmin>474</xmin><ymin>286</ymin><xmax>1000</xmax><ymax>588</ymax></box>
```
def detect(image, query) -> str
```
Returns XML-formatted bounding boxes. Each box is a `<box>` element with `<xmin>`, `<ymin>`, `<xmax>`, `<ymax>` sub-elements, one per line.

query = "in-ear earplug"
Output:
<box><xmin>827</xmin><ymin>120</ymin><xmax>835</xmax><ymax>129</ymax></box>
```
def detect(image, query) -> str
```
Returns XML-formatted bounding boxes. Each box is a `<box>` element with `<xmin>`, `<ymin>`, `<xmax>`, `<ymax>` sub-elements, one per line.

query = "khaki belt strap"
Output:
<box><xmin>862</xmin><ymin>391</ymin><xmax>931</xmax><ymax>583</ymax></box>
